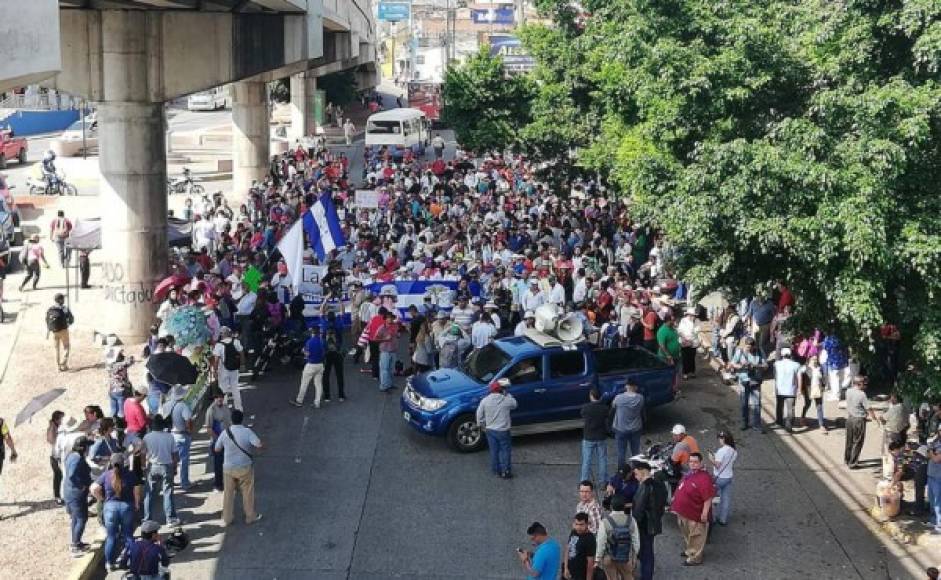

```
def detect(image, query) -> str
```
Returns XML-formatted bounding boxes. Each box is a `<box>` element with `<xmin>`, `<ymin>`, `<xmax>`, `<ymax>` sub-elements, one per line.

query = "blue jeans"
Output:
<box><xmin>64</xmin><ymin>493</ymin><xmax>88</xmax><ymax>546</ymax></box>
<box><xmin>638</xmin><ymin>530</ymin><xmax>655</xmax><ymax>580</ymax></box>
<box><xmin>485</xmin><ymin>429</ymin><xmax>512</xmax><ymax>475</ymax></box>
<box><xmin>109</xmin><ymin>393</ymin><xmax>125</xmax><ymax>418</ymax></box>
<box><xmin>715</xmin><ymin>476</ymin><xmax>733</xmax><ymax>524</ymax></box>
<box><xmin>103</xmin><ymin>501</ymin><xmax>134</xmax><ymax>565</ymax></box>
<box><xmin>739</xmin><ymin>381</ymin><xmax>762</xmax><ymax>430</ymax></box>
<box><xmin>146</xmin><ymin>389</ymin><xmax>162</xmax><ymax>415</ymax></box>
<box><xmin>614</xmin><ymin>429</ymin><xmax>641</xmax><ymax>469</ymax></box>
<box><xmin>929</xmin><ymin>476</ymin><xmax>941</xmax><ymax>528</ymax></box>
<box><xmin>379</xmin><ymin>351</ymin><xmax>395</xmax><ymax>391</ymax></box>
<box><xmin>144</xmin><ymin>464</ymin><xmax>177</xmax><ymax>523</ymax></box>
<box><xmin>173</xmin><ymin>433</ymin><xmax>192</xmax><ymax>488</ymax></box>
<box><xmin>580</xmin><ymin>439</ymin><xmax>608</xmax><ymax>484</ymax></box>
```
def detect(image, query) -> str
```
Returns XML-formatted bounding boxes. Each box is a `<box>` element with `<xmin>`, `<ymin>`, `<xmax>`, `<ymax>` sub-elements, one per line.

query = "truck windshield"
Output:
<box><xmin>463</xmin><ymin>344</ymin><xmax>511</xmax><ymax>383</ymax></box>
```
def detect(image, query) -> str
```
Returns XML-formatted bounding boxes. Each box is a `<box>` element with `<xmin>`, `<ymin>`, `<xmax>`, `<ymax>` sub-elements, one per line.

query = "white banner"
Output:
<box><xmin>354</xmin><ymin>189</ymin><xmax>380</xmax><ymax>208</ymax></box>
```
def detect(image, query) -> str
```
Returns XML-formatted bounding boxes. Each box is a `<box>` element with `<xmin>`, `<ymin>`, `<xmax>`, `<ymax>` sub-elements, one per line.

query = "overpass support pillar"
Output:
<box><xmin>232</xmin><ymin>80</ymin><xmax>270</xmax><ymax>196</ymax></box>
<box><xmin>97</xmin><ymin>11</ymin><xmax>168</xmax><ymax>342</ymax></box>
<box><xmin>290</xmin><ymin>72</ymin><xmax>317</xmax><ymax>142</ymax></box>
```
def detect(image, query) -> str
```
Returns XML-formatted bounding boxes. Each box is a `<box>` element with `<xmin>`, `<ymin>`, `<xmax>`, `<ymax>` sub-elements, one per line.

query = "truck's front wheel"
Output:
<box><xmin>446</xmin><ymin>414</ymin><xmax>485</xmax><ymax>453</ymax></box>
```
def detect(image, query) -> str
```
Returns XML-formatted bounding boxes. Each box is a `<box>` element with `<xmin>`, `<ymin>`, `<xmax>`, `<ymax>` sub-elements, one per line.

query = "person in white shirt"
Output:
<box><xmin>521</xmin><ymin>280</ymin><xmax>545</xmax><ymax>313</ymax></box>
<box><xmin>236</xmin><ymin>284</ymin><xmax>257</xmax><ymax>317</ymax></box>
<box><xmin>515</xmin><ymin>311</ymin><xmax>535</xmax><ymax>336</ymax></box>
<box><xmin>193</xmin><ymin>215</ymin><xmax>216</xmax><ymax>253</ymax></box>
<box><xmin>677</xmin><ymin>307</ymin><xmax>702</xmax><ymax>379</ymax></box>
<box><xmin>709</xmin><ymin>431</ymin><xmax>738</xmax><ymax>525</ymax></box>
<box><xmin>483</xmin><ymin>302</ymin><xmax>502</xmax><ymax>331</ymax></box>
<box><xmin>471</xmin><ymin>313</ymin><xmax>497</xmax><ymax>349</ymax></box>
<box><xmin>547</xmin><ymin>276</ymin><xmax>565</xmax><ymax>306</ymax></box>
<box><xmin>573</xmin><ymin>273</ymin><xmax>590</xmax><ymax>304</ymax></box>
<box><xmin>773</xmin><ymin>348</ymin><xmax>802</xmax><ymax>432</ymax></box>
<box><xmin>212</xmin><ymin>327</ymin><xmax>244</xmax><ymax>411</ymax></box>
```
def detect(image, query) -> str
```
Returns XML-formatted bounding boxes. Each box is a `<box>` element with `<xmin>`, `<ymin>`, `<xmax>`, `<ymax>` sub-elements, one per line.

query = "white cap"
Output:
<box><xmin>781</xmin><ymin>347</ymin><xmax>792</xmax><ymax>357</ymax></box>
<box><xmin>524</xmin><ymin>311</ymin><xmax>535</xmax><ymax>319</ymax></box>
<box><xmin>672</xmin><ymin>424</ymin><xmax>686</xmax><ymax>435</ymax></box>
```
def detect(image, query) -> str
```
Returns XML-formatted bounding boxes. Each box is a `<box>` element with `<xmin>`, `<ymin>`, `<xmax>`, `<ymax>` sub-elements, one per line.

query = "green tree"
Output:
<box><xmin>441</xmin><ymin>48</ymin><xmax>534</xmax><ymax>153</ymax></box>
<box><xmin>520</xmin><ymin>0</ymin><xmax>941</xmax><ymax>397</ymax></box>
<box><xmin>319</xmin><ymin>70</ymin><xmax>358</xmax><ymax>107</ymax></box>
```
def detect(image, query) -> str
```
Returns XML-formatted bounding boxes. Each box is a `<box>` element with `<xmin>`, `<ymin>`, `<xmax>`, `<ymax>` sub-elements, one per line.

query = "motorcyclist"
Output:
<box><xmin>41</xmin><ymin>150</ymin><xmax>59</xmax><ymax>191</ymax></box>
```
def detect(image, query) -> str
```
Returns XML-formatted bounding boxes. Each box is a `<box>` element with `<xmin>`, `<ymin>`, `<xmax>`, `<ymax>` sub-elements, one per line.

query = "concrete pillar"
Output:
<box><xmin>289</xmin><ymin>72</ymin><xmax>317</xmax><ymax>142</ymax></box>
<box><xmin>97</xmin><ymin>10</ymin><xmax>168</xmax><ymax>342</ymax></box>
<box><xmin>232</xmin><ymin>80</ymin><xmax>270</xmax><ymax>196</ymax></box>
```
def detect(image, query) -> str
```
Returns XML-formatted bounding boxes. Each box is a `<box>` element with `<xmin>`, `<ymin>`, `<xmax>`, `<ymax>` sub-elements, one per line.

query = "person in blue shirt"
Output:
<box><xmin>517</xmin><ymin>521</ymin><xmax>561</xmax><ymax>580</ymax></box>
<box><xmin>291</xmin><ymin>325</ymin><xmax>326</xmax><ymax>407</ymax></box>
<box><xmin>120</xmin><ymin>519</ymin><xmax>170</xmax><ymax>579</ymax></box>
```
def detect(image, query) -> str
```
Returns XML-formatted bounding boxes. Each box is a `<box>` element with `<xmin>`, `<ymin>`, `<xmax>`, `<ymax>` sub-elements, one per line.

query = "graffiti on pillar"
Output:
<box><xmin>102</xmin><ymin>262</ymin><xmax>155</xmax><ymax>305</ymax></box>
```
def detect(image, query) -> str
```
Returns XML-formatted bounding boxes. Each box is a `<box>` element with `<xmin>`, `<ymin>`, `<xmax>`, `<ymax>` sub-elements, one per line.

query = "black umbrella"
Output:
<box><xmin>146</xmin><ymin>352</ymin><xmax>198</xmax><ymax>386</ymax></box>
<box><xmin>15</xmin><ymin>388</ymin><xmax>66</xmax><ymax>426</ymax></box>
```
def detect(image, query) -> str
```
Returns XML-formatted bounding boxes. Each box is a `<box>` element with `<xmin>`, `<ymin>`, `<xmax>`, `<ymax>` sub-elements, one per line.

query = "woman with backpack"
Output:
<box><xmin>709</xmin><ymin>431</ymin><xmax>738</xmax><ymax>526</ymax></box>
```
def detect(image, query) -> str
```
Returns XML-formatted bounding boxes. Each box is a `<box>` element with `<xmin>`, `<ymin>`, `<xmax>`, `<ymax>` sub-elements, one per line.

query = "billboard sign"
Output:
<box><xmin>471</xmin><ymin>7</ymin><xmax>515</xmax><ymax>25</ymax></box>
<box><xmin>378</xmin><ymin>2</ymin><xmax>410</xmax><ymax>21</ymax></box>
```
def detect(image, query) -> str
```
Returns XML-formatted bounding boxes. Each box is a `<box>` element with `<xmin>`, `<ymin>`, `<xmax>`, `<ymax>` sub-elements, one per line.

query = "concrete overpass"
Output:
<box><xmin>0</xmin><ymin>0</ymin><xmax>377</xmax><ymax>340</ymax></box>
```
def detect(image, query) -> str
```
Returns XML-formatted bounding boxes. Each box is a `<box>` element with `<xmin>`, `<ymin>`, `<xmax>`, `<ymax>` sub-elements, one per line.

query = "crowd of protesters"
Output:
<box><xmin>2</xmin><ymin>98</ymin><xmax>941</xmax><ymax>579</ymax></box>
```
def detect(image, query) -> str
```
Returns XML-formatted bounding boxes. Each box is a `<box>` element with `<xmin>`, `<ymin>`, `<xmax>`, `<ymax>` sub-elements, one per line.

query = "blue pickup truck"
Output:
<box><xmin>400</xmin><ymin>336</ymin><xmax>677</xmax><ymax>452</ymax></box>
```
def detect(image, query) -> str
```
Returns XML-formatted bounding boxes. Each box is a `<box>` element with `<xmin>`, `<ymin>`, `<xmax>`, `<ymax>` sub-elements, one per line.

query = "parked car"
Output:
<box><xmin>401</xmin><ymin>336</ymin><xmax>678</xmax><ymax>452</ymax></box>
<box><xmin>52</xmin><ymin>118</ymin><xmax>98</xmax><ymax>156</ymax></box>
<box><xmin>0</xmin><ymin>129</ymin><xmax>28</xmax><ymax>169</ymax></box>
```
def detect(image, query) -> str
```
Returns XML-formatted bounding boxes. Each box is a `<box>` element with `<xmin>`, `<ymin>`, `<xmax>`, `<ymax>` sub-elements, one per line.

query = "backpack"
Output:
<box><xmin>221</xmin><ymin>340</ymin><xmax>241</xmax><ymax>371</ymax></box>
<box><xmin>46</xmin><ymin>306</ymin><xmax>68</xmax><ymax>332</ymax></box>
<box><xmin>164</xmin><ymin>529</ymin><xmax>190</xmax><ymax>555</ymax></box>
<box><xmin>605</xmin><ymin>515</ymin><xmax>634</xmax><ymax>563</ymax></box>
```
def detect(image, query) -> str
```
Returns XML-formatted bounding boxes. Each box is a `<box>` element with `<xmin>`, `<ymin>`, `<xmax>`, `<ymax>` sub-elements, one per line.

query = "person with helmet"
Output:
<box><xmin>669</xmin><ymin>424</ymin><xmax>700</xmax><ymax>473</ymax></box>
<box><xmin>476</xmin><ymin>378</ymin><xmax>517</xmax><ymax>478</ymax></box>
<box><xmin>41</xmin><ymin>149</ymin><xmax>59</xmax><ymax>192</ymax></box>
<box><xmin>728</xmin><ymin>336</ymin><xmax>767</xmax><ymax>432</ymax></box>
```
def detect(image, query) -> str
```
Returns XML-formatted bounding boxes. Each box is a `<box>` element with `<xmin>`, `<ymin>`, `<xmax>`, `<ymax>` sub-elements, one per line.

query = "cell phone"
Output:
<box><xmin>516</xmin><ymin>547</ymin><xmax>524</xmax><ymax>554</ymax></box>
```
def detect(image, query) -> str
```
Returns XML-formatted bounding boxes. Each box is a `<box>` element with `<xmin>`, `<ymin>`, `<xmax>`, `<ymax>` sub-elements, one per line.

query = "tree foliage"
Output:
<box><xmin>441</xmin><ymin>48</ymin><xmax>534</xmax><ymax>153</ymax></box>
<box><xmin>516</xmin><ymin>0</ymin><xmax>941</xmax><ymax>397</ymax></box>
<box><xmin>319</xmin><ymin>70</ymin><xmax>359</xmax><ymax>107</ymax></box>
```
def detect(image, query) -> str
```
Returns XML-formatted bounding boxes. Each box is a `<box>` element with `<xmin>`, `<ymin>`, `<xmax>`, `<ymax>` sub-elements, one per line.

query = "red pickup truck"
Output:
<box><xmin>0</xmin><ymin>129</ymin><xmax>28</xmax><ymax>169</ymax></box>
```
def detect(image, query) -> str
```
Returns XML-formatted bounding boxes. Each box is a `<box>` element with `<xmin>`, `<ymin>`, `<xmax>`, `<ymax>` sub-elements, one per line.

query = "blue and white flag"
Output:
<box><xmin>303</xmin><ymin>191</ymin><xmax>346</xmax><ymax>261</ymax></box>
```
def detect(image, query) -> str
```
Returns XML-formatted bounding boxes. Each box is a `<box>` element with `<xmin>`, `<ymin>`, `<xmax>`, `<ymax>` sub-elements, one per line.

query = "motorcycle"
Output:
<box><xmin>167</xmin><ymin>167</ymin><xmax>204</xmax><ymax>195</ymax></box>
<box><xmin>631</xmin><ymin>441</ymin><xmax>682</xmax><ymax>502</ymax></box>
<box><xmin>27</xmin><ymin>172</ymin><xmax>77</xmax><ymax>196</ymax></box>
<box><xmin>252</xmin><ymin>328</ymin><xmax>305</xmax><ymax>378</ymax></box>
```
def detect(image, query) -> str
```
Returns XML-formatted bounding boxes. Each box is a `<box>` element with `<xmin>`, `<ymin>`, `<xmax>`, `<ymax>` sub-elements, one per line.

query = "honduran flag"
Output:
<box><xmin>303</xmin><ymin>190</ymin><xmax>346</xmax><ymax>261</ymax></box>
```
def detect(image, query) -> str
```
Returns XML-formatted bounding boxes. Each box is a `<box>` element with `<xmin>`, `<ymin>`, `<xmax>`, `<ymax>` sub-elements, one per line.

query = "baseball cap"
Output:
<box><xmin>140</xmin><ymin>520</ymin><xmax>161</xmax><ymax>534</ymax></box>
<box><xmin>671</xmin><ymin>424</ymin><xmax>686</xmax><ymax>435</ymax></box>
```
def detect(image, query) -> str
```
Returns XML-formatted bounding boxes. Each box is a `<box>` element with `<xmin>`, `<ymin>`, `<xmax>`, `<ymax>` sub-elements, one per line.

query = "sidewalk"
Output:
<box><xmin>704</xmin><ymin>356</ymin><xmax>941</xmax><ymax>551</ymax></box>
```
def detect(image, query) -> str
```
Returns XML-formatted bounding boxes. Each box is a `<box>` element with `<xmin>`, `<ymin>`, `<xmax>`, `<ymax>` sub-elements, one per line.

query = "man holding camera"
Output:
<box><xmin>476</xmin><ymin>378</ymin><xmax>517</xmax><ymax>479</ymax></box>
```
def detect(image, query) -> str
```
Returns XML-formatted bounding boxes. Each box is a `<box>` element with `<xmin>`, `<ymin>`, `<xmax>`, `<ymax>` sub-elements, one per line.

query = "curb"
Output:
<box><xmin>66</xmin><ymin>538</ymin><xmax>104</xmax><ymax>580</ymax></box>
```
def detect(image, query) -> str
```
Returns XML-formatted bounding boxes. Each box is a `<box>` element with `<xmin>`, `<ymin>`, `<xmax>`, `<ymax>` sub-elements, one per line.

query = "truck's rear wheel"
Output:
<box><xmin>446</xmin><ymin>414</ymin><xmax>485</xmax><ymax>453</ymax></box>
<box><xmin>0</xmin><ymin>154</ymin><xmax>6</xmax><ymax>169</ymax></box>
<box><xmin>17</xmin><ymin>148</ymin><xmax>26</xmax><ymax>164</ymax></box>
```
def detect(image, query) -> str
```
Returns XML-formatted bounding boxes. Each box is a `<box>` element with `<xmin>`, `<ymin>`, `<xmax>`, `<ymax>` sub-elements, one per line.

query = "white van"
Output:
<box><xmin>187</xmin><ymin>87</ymin><xmax>229</xmax><ymax>111</ymax></box>
<box><xmin>364</xmin><ymin>108</ymin><xmax>429</xmax><ymax>154</ymax></box>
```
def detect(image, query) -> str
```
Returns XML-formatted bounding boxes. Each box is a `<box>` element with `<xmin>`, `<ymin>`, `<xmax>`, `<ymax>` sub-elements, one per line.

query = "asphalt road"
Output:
<box><xmin>140</xmin><ymin>346</ymin><xmax>931</xmax><ymax>580</ymax></box>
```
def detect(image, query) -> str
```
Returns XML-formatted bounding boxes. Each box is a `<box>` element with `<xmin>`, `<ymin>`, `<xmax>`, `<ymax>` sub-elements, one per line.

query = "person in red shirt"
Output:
<box><xmin>641</xmin><ymin>302</ymin><xmax>659</xmax><ymax>352</ymax></box>
<box><xmin>775</xmin><ymin>280</ymin><xmax>795</xmax><ymax>311</ymax></box>
<box><xmin>122</xmin><ymin>386</ymin><xmax>149</xmax><ymax>445</ymax></box>
<box><xmin>671</xmin><ymin>453</ymin><xmax>715</xmax><ymax>566</ymax></box>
